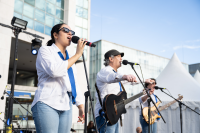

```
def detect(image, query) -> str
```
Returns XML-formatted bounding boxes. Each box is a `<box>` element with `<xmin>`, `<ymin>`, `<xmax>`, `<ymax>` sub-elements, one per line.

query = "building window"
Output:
<box><xmin>75</xmin><ymin>0</ymin><xmax>88</xmax><ymax>39</ymax></box>
<box><xmin>13</xmin><ymin>0</ymin><xmax>64</xmax><ymax>36</ymax></box>
<box><xmin>75</xmin><ymin>0</ymin><xmax>89</xmax><ymax>61</ymax></box>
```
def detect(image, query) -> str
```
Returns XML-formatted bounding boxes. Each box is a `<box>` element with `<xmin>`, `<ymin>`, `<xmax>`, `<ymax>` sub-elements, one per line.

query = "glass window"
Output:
<box><xmin>45</xmin><ymin>14</ymin><xmax>54</xmax><ymax>27</ymax></box>
<box><xmin>23</xmin><ymin>16</ymin><xmax>34</xmax><ymax>29</ymax></box>
<box><xmin>76</xmin><ymin>0</ymin><xmax>83</xmax><ymax>7</ymax></box>
<box><xmin>35</xmin><ymin>0</ymin><xmax>45</xmax><ymax>11</ymax></box>
<box><xmin>14</xmin><ymin>12</ymin><xmax>22</xmax><ymax>19</ymax></box>
<box><xmin>23</xmin><ymin>3</ymin><xmax>34</xmax><ymax>18</ymax></box>
<box><xmin>83</xmin><ymin>29</ymin><xmax>87</xmax><ymax>39</ymax></box>
<box><xmin>14</xmin><ymin>0</ymin><xmax>64</xmax><ymax>36</ymax></box>
<box><xmin>34</xmin><ymin>21</ymin><xmax>44</xmax><ymax>33</ymax></box>
<box><xmin>56</xmin><ymin>8</ymin><xmax>64</xmax><ymax>20</ymax></box>
<box><xmin>76</xmin><ymin>6</ymin><xmax>83</xmax><ymax>17</ymax></box>
<box><xmin>46</xmin><ymin>2</ymin><xmax>55</xmax><ymax>15</ymax></box>
<box><xmin>45</xmin><ymin>26</ymin><xmax>51</xmax><ymax>36</ymax></box>
<box><xmin>75</xmin><ymin>26</ymin><xmax>82</xmax><ymax>38</ymax></box>
<box><xmin>35</xmin><ymin>9</ymin><xmax>45</xmax><ymax>23</ymax></box>
<box><xmin>55</xmin><ymin>19</ymin><xmax>63</xmax><ymax>25</ymax></box>
<box><xmin>75</xmin><ymin>16</ymin><xmax>82</xmax><ymax>27</ymax></box>
<box><xmin>56</xmin><ymin>0</ymin><xmax>64</xmax><ymax>9</ymax></box>
<box><xmin>25</xmin><ymin>0</ymin><xmax>35</xmax><ymax>6</ymax></box>
<box><xmin>83</xmin><ymin>19</ymin><xmax>88</xmax><ymax>29</ymax></box>
<box><xmin>83</xmin><ymin>0</ymin><xmax>88</xmax><ymax>9</ymax></box>
<box><xmin>47</xmin><ymin>0</ymin><xmax>56</xmax><ymax>4</ymax></box>
<box><xmin>82</xmin><ymin>9</ymin><xmax>88</xmax><ymax>19</ymax></box>
<box><xmin>14</xmin><ymin>0</ymin><xmax>23</xmax><ymax>14</ymax></box>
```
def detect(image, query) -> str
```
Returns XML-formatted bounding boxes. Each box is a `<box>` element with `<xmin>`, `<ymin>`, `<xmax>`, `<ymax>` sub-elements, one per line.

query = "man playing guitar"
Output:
<box><xmin>94</xmin><ymin>49</ymin><xmax>137</xmax><ymax>133</ymax></box>
<box><xmin>139</xmin><ymin>78</ymin><xmax>159</xmax><ymax>133</ymax></box>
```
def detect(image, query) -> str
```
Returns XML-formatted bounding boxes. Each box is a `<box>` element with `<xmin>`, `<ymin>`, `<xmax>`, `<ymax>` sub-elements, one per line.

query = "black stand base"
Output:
<box><xmin>84</xmin><ymin>91</ymin><xmax>90</xmax><ymax>133</ymax></box>
<box><xmin>147</xmin><ymin>98</ymin><xmax>152</xmax><ymax>133</ymax></box>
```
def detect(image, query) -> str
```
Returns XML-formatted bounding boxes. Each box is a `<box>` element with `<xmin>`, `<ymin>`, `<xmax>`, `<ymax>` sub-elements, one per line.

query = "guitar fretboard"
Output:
<box><xmin>157</xmin><ymin>96</ymin><xmax>183</xmax><ymax>112</ymax></box>
<box><xmin>124</xmin><ymin>92</ymin><xmax>144</xmax><ymax>105</ymax></box>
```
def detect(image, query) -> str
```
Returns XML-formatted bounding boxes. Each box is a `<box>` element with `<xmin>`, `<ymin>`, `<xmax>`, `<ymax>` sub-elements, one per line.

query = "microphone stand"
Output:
<box><xmin>130</xmin><ymin>65</ymin><xmax>166</xmax><ymax>133</ymax></box>
<box><xmin>81</xmin><ymin>53</ymin><xmax>99</xmax><ymax>133</ymax></box>
<box><xmin>159</xmin><ymin>89</ymin><xmax>200</xmax><ymax>133</ymax></box>
<box><xmin>0</xmin><ymin>22</ymin><xmax>44</xmax><ymax>129</ymax></box>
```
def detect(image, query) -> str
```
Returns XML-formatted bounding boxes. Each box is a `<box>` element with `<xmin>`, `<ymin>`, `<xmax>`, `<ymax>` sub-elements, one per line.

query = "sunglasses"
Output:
<box><xmin>151</xmin><ymin>82</ymin><xmax>156</xmax><ymax>85</ymax></box>
<box><xmin>58</xmin><ymin>27</ymin><xmax>75</xmax><ymax>35</ymax></box>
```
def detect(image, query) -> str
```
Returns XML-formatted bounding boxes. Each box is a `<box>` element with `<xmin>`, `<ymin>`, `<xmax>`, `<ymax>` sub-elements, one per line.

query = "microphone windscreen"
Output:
<box><xmin>154</xmin><ymin>86</ymin><xmax>159</xmax><ymax>90</ymax></box>
<box><xmin>122</xmin><ymin>60</ymin><xmax>128</xmax><ymax>65</ymax></box>
<box><xmin>71</xmin><ymin>36</ymin><xmax>79</xmax><ymax>44</ymax></box>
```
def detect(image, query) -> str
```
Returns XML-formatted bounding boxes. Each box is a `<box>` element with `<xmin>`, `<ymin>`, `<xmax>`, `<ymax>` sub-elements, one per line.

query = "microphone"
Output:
<box><xmin>122</xmin><ymin>60</ymin><xmax>139</xmax><ymax>65</ymax></box>
<box><xmin>154</xmin><ymin>86</ymin><xmax>166</xmax><ymax>90</ymax></box>
<box><xmin>71</xmin><ymin>36</ymin><xmax>96</xmax><ymax>47</ymax></box>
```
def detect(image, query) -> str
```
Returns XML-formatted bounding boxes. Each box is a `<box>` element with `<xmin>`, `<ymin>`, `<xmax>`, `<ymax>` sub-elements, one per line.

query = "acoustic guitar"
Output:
<box><xmin>142</xmin><ymin>94</ymin><xmax>183</xmax><ymax>125</ymax></box>
<box><xmin>103</xmin><ymin>91</ymin><xmax>145</xmax><ymax>125</ymax></box>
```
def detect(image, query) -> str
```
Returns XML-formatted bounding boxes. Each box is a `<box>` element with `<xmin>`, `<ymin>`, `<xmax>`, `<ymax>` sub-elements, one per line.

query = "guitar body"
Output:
<box><xmin>142</xmin><ymin>101</ymin><xmax>161</xmax><ymax>125</ymax></box>
<box><xmin>142</xmin><ymin>95</ymin><xmax>183</xmax><ymax>125</ymax></box>
<box><xmin>103</xmin><ymin>91</ymin><xmax>127</xmax><ymax>125</ymax></box>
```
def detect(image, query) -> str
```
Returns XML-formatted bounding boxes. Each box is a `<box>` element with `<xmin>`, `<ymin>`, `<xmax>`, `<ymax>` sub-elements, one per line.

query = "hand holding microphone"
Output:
<box><xmin>71</xmin><ymin>36</ymin><xmax>96</xmax><ymax>57</ymax></box>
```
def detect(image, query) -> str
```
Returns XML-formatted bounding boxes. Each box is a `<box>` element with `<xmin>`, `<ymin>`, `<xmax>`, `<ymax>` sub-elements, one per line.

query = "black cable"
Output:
<box><xmin>98</xmin><ymin>117</ymin><xmax>107</xmax><ymax>133</ymax></box>
<box><xmin>139</xmin><ymin>65</ymin><xmax>145</xmax><ymax>83</ymax></box>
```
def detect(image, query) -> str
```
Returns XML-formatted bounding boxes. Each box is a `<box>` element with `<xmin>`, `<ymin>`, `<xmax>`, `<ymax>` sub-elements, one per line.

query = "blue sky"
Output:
<box><xmin>90</xmin><ymin>0</ymin><xmax>200</xmax><ymax>64</ymax></box>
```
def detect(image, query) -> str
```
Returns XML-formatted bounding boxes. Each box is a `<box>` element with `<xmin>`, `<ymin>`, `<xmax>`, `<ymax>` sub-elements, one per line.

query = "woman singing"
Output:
<box><xmin>31</xmin><ymin>23</ymin><xmax>86</xmax><ymax>133</ymax></box>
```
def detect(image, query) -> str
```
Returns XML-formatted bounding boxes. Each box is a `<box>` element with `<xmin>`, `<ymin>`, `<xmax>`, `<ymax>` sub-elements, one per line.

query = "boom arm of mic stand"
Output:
<box><xmin>130</xmin><ymin>65</ymin><xmax>166</xmax><ymax>123</ymax></box>
<box><xmin>160</xmin><ymin>89</ymin><xmax>200</xmax><ymax>115</ymax></box>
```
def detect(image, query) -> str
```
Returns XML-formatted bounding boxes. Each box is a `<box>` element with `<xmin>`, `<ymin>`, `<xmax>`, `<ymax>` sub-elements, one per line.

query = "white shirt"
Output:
<box><xmin>139</xmin><ymin>90</ymin><xmax>158</xmax><ymax>122</ymax></box>
<box><xmin>31</xmin><ymin>44</ymin><xmax>84</xmax><ymax>110</ymax></box>
<box><xmin>94</xmin><ymin>66</ymin><xmax>124</xmax><ymax>118</ymax></box>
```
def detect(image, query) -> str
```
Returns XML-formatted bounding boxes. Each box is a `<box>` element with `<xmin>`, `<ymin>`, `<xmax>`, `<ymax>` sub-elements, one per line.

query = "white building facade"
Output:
<box><xmin>0</xmin><ymin>0</ymin><xmax>91</xmax><ymax>131</ymax></box>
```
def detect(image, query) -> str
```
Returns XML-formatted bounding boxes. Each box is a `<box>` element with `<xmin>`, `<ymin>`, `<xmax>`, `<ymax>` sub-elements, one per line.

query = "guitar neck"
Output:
<box><xmin>159</xmin><ymin>99</ymin><xmax>178</xmax><ymax>111</ymax></box>
<box><xmin>124</xmin><ymin>92</ymin><xmax>144</xmax><ymax>105</ymax></box>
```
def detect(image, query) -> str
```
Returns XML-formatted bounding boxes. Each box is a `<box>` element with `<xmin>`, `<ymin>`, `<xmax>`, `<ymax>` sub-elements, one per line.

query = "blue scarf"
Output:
<box><xmin>58</xmin><ymin>50</ymin><xmax>77</xmax><ymax>104</ymax></box>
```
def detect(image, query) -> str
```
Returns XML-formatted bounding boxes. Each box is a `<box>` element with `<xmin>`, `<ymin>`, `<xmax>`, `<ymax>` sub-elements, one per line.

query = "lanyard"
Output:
<box><xmin>113</xmin><ymin>70</ymin><xmax>122</xmax><ymax>92</ymax></box>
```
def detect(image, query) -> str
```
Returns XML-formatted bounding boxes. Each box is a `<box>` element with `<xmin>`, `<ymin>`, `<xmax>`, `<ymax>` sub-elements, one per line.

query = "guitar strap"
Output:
<box><xmin>95</xmin><ymin>83</ymin><xmax>103</xmax><ymax>107</ymax></box>
<box><xmin>120</xmin><ymin>81</ymin><xmax>126</xmax><ymax>92</ymax></box>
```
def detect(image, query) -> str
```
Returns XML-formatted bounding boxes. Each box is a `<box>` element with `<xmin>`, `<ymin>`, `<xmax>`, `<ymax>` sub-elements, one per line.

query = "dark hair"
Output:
<box><xmin>87</xmin><ymin>121</ymin><xmax>94</xmax><ymax>130</ymax></box>
<box><xmin>145</xmin><ymin>78</ymin><xmax>157</xmax><ymax>88</ymax></box>
<box><xmin>47</xmin><ymin>23</ymin><xmax>65</xmax><ymax>46</ymax></box>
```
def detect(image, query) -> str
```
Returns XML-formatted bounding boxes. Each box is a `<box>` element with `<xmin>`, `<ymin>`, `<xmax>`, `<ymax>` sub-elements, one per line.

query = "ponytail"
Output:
<box><xmin>47</xmin><ymin>39</ymin><xmax>54</xmax><ymax>46</ymax></box>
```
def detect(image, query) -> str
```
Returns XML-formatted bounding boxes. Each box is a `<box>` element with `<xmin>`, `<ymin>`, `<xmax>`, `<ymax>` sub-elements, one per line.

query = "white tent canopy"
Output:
<box><xmin>120</xmin><ymin>53</ymin><xmax>200</xmax><ymax>133</ymax></box>
<box><xmin>194</xmin><ymin>70</ymin><xmax>200</xmax><ymax>84</ymax></box>
<box><xmin>155</xmin><ymin>53</ymin><xmax>200</xmax><ymax>101</ymax></box>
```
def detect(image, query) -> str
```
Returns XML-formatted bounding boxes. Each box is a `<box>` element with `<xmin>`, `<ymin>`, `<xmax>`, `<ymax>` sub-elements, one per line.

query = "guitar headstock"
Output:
<box><xmin>177</xmin><ymin>94</ymin><xmax>183</xmax><ymax>101</ymax></box>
